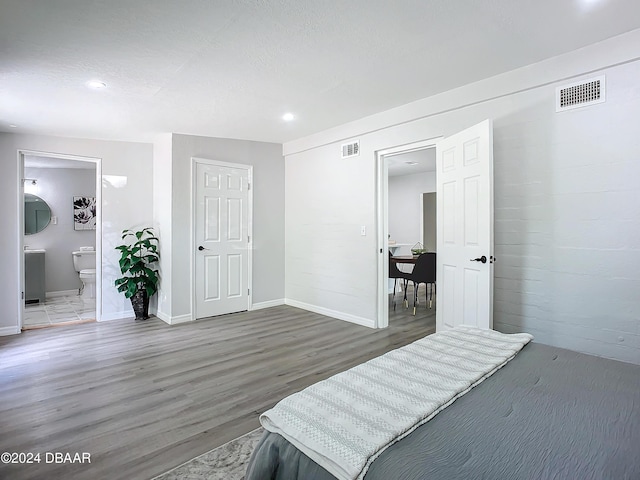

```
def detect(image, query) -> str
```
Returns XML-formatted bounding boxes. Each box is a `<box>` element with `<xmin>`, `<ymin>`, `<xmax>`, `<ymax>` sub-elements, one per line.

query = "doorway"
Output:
<box><xmin>376</xmin><ymin>139</ymin><xmax>440</xmax><ymax>328</ymax></box>
<box><xmin>377</xmin><ymin>120</ymin><xmax>495</xmax><ymax>332</ymax></box>
<box><xmin>18</xmin><ymin>150</ymin><xmax>102</xmax><ymax>330</ymax></box>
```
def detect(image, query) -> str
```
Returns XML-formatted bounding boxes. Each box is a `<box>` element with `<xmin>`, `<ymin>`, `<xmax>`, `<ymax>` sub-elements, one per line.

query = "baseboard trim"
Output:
<box><xmin>251</xmin><ymin>299</ymin><xmax>285</xmax><ymax>310</ymax></box>
<box><xmin>0</xmin><ymin>326</ymin><xmax>21</xmax><ymax>336</ymax></box>
<box><xmin>155</xmin><ymin>310</ymin><xmax>171</xmax><ymax>324</ymax></box>
<box><xmin>46</xmin><ymin>289</ymin><xmax>79</xmax><ymax>298</ymax></box>
<box><xmin>100</xmin><ymin>310</ymin><xmax>134</xmax><ymax>322</ymax></box>
<box><xmin>168</xmin><ymin>314</ymin><xmax>192</xmax><ymax>325</ymax></box>
<box><xmin>284</xmin><ymin>299</ymin><xmax>376</xmax><ymax>329</ymax></box>
<box><xmin>156</xmin><ymin>310</ymin><xmax>192</xmax><ymax>325</ymax></box>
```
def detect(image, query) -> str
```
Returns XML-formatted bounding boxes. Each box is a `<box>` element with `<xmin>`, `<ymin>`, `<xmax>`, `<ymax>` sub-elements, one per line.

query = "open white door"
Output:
<box><xmin>195</xmin><ymin>161</ymin><xmax>251</xmax><ymax>319</ymax></box>
<box><xmin>436</xmin><ymin>119</ymin><xmax>494</xmax><ymax>331</ymax></box>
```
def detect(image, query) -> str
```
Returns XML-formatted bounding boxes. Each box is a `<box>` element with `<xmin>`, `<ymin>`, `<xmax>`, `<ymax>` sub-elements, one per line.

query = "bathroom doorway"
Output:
<box><xmin>18</xmin><ymin>150</ymin><xmax>102</xmax><ymax>330</ymax></box>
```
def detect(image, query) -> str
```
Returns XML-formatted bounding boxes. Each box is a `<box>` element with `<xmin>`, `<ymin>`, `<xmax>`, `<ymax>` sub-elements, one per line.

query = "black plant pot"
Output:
<box><xmin>131</xmin><ymin>290</ymin><xmax>150</xmax><ymax>320</ymax></box>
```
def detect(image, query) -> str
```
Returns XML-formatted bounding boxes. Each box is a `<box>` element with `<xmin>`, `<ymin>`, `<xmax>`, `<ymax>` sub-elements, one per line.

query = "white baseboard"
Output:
<box><xmin>284</xmin><ymin>299</ymin><xmax>376</xmax><ymax>329</ymax></box>
<box><xmin>168</xmin><ymin>314</ymin><xmax>192</xmax><ymax>324</ymax></box>
<box><xmin>155</xmin><ymin>309</ymin><xmax>171</xmax><ymax>324</ymax></box>
<box><xmin>251</xmin><ymin>299</ymin><xmax>285</xmax><ymax>310</ymax></box>
<box><xmin>46</xmin><ymin>289</ymin><xmax>79</xmax><ymax>298</ymax></box>
<box><xmin>156</xmin><ymin>310</ymin><xmax>192</xmax><ymax>325</ymax></box>
<box><xmin>0</xmin><ymin>326</ymin><xmax>21</xmax><ymax>336</ymax></box>
<box><xmin>100</xmin><ymin>310</ymin><xmax>134</xmax><ymax>322</ymax></box>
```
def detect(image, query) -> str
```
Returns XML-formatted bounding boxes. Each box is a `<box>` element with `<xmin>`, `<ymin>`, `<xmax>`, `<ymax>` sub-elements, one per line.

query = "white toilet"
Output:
<box><xmin>72</xmin><ymin>249</ymin><xmax>96</xmax><ymax>299</ymax></box>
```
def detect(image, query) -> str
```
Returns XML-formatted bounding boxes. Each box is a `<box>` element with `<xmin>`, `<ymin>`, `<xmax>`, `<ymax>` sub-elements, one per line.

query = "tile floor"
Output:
<box><xmin>23</xmin><ymin>295</ymin><xmax>96</xmax><ymax>329</ymax></box>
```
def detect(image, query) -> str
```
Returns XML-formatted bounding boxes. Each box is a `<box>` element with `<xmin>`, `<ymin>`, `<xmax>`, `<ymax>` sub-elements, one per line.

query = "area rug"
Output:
<box><xmin>153</xmin><ymin>427</ymin><xmax>264</xmax><ymax>480</ymax></box>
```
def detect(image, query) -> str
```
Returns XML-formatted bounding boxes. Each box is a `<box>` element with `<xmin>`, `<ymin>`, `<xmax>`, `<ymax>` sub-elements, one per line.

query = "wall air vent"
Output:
<box><xmin>556</xmin><ymin>75</ymin><xmax>605</xmax><ymax>112</ymax></box>
<box><xmin>341</xmin><ymin>140</ymin><xmax>360</xmax><ymax>158</ymax></box>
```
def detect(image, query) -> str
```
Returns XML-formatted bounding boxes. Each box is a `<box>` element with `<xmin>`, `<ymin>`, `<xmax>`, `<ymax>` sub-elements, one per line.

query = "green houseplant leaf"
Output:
<box><xmin>114</xmin><ymin>227</ymin><xmax>160</xmax><ymax>299</ymax></box>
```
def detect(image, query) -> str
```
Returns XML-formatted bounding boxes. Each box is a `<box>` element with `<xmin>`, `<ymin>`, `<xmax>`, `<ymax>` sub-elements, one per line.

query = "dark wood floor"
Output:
<box><xmin>0</xmin><ymin>302</ymin><xmax>434</xmax><ymax>480</ymax></box>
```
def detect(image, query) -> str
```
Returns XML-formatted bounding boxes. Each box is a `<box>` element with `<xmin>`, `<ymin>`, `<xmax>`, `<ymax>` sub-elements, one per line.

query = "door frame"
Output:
<box><xmin>375</xmin><ymin>138</ymin><xmax>442</xmax><ymax>329</ymax></box>
<box><xmin>17</xmin><ymin>149</ymin><xmax>103</xmax><ymax>330</ymax></box>
<box><xmin>190</xmin><ymin>157</ymin><xmax>254</xmax><ymax>319</ymax></box>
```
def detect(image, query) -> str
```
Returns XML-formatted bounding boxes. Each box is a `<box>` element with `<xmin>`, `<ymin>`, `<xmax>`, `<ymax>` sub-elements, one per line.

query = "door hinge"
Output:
<box><xmin>247</xmin><ymin>235</ymin><xmax>250</xmax><ymax>243</ymax></box>
<box><xmin>247</xmin><ymin>288</ymin><xmax>250</xmax><ymax>295</ymax></box>
<box><xmin>21</xmin><ymin>291</ymin><xmax>24</xmax><ymax>300</ymax></box>
<box><xmin>247</xmin><ymin>182</ymin><xmax>251</xmax><ymax>190</ymax></box>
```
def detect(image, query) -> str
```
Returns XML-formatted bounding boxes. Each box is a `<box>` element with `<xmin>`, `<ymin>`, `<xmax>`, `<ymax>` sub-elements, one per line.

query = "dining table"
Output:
<box><xmin>390</xmin><ymin>255</ymin><xmax>418</xmax><ymax>265</ymax></box>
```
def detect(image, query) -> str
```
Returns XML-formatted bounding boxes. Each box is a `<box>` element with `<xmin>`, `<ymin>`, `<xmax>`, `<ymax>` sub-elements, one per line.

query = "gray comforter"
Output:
<box><xmin>245</xmin><ymin>342</ymin><xmax>640</xmax><ymax>480</ymax></box>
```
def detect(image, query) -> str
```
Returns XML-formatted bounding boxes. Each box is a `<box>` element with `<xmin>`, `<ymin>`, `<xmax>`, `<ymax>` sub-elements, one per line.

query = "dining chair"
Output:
<box><xmin>402</xmin><ymin>252</ymin><xmax>436</xmax><ymax>315</ymax></box>
<box><xmin>388</xmin><ymin>252</ymin><xmax>409</xmax><ymax>310</ymax></box>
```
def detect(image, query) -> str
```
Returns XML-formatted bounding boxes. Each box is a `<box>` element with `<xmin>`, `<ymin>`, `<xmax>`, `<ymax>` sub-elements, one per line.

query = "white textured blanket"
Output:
<box><xmin>260</xmin><ymin>326</ymin><xmax>533</xmax><ymax>480</ymax></box>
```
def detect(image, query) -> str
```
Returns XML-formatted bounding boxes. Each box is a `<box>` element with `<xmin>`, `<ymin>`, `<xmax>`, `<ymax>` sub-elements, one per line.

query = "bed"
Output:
<box><xmin>245</xmin><ymin>328</ymin><xmax>640</xmax><ymax>480</ymax></box>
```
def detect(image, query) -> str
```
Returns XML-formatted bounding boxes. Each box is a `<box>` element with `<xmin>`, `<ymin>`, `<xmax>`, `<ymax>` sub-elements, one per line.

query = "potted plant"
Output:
<box><xmin>114</xmin><ymin>227</ymin><xmax>159</xmax><ymax>320</ymax></box>
<box><xmin>411</xmin><ymin>242</ymin><xmax>428</xmax><ymax>255</ymax></box>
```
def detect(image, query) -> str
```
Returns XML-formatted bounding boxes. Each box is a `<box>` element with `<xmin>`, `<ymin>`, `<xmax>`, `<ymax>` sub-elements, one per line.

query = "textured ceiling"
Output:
<box><xmin>1</xmin><ymin>0</ymin><xmax>640</xmax><ymax>144</ymax></box>
<box><xmin>388</xmin><ymin>149</ymin><xmax>435</xmax><ymax>177</ymax></box>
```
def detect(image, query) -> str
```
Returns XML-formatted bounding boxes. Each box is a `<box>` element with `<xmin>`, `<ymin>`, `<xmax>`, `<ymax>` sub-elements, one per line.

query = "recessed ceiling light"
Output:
<box><xmin>87</xmin><ymin>80</ymin><xmax>107</xmax><ymax>89</ymax></box>
<box><xmin>579</xmin><ymin>0</ymin><xmax>603</xmax><ymax>10</ymax></box>
<box><xmin>282</xmin><ymin>113</ymin><xmax>295</xmax><ymax>122</ymax></box>
<box><xmin>405</xmin><ymin>161</ymin><xmax>419</xmax><ymax>165</ymax></box>
<box><xmin>8</xmin><ymin>124</ymin><xmax>18</xmax><ymax>128</ymax></box>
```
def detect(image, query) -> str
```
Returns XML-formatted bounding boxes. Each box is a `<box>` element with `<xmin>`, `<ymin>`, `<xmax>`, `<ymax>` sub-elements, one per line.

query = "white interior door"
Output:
<box><xmin>436</xmin><ymin>119</ymin><xmax>494</xmax><ymax>331</ymax></box>
<box><xmin>195</xmin><ymin>161</ymin><xmax>250</xmax><ymax>319</ymax></box>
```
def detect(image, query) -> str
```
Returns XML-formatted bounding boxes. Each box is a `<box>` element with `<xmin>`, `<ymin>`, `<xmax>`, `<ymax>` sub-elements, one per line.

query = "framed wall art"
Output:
<box><xmin>73</xmin><ymin>196</ymin><xmax>97</xmax><ymax>230</ymax></box>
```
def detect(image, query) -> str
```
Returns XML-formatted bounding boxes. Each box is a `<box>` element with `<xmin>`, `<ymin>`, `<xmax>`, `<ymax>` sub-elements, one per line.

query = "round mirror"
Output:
<box><xmin>24</xmin><ymin>193</ymin><xmax>52</xmax><ymax>235</ymax></box>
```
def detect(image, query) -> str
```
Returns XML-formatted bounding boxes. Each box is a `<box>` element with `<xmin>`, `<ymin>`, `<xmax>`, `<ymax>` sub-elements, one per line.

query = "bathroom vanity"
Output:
<box><xmin>25</xmin><ymin>250</ymin><xmax>46</xmax><ymax>304</ymax></box>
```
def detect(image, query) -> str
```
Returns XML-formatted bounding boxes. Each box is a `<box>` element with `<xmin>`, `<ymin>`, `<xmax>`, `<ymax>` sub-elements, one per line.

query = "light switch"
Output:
<box><xmin>51</xmin><ymin>216</ymin><xmax>58</xmax><ymax>225</ymax></box>
<box><xmin>361</xmin><ymin>226</ymin><xmax>366</xmax><ymax>236</ymax></box>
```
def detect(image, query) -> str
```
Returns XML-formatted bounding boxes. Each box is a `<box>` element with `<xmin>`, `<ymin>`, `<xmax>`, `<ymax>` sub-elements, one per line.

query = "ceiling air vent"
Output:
<box><xmin>556</xmin><ymin>75</ymin><xmax>605</xmax><ymax>112</ymax></box>
<box><xmin>341</xmin><ymin>140</ymin><xmax>360</xmax><ymax>158</ymax></box>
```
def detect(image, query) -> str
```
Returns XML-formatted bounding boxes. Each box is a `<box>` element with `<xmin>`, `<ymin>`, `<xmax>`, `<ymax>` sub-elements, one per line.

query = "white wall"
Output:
<box><xmin>283</xmin><ymin>30</ymin><xmax>640</xmax><ymax>364</ymax></box>
<box><xmin>24</xmin><ymin>166</ymin><xmax>96</xmax><ymax>293</ymax></box>
<box><xmin>285</xmin><ymin>145</ymin><xmax>378</xmax><ymax>326</ymax></box>
<box><xmin>155</xmin><ymin>133</ymin><xmax>284</xmax><ymax>323</ymax></box>
<box><xmin>388</xmin><ymin>171</ymin><xmax>436</xmax><ymax>255</ymax></box>
<box><xmin>0</xmin><ymin>133</ymin><xmax>153</xmax><ymax>333</ymax></box>
<box><xmin>153</xmin><ymin>133</ymin><xmax>173</xmax><ymax>320</ymax></box>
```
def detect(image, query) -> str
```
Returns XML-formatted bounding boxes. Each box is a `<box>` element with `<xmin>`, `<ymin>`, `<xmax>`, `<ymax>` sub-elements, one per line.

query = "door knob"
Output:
<box><xmin>198</xmin><ymin>245</ymin><xmax>208</xmax><ymax>251</ymax></box>
<box><xmin>470</xmin><ymin>255</ymin><xmax>487</xmax><ymax>264</ymax></box>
